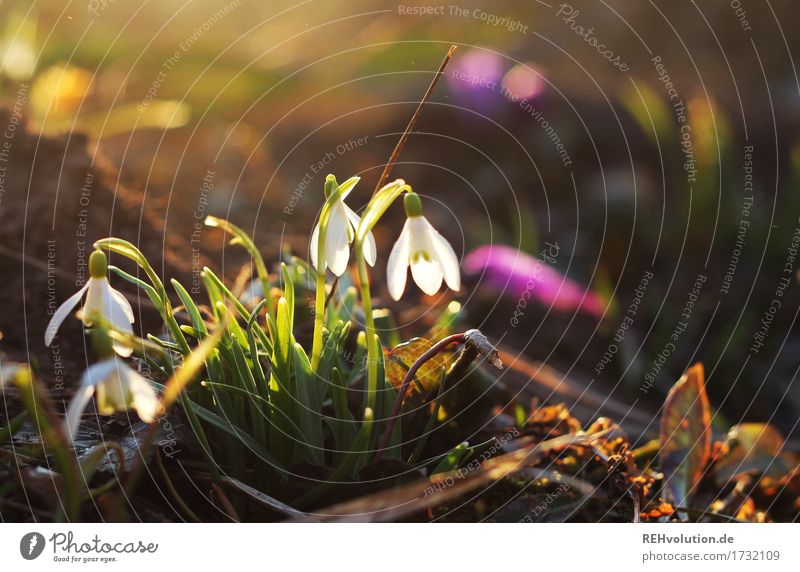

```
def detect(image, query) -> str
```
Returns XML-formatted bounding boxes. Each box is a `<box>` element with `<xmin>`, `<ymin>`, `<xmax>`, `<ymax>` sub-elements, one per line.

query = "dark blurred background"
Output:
<box><xmin>1</xmin><ymin>0</ymin><xmax>799</xmax><ymax>440</ymax></box>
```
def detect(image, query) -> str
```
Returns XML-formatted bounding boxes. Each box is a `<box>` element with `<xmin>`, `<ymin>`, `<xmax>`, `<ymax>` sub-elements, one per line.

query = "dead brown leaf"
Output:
<box><xmin>659</xmin><ymin>363</ymin><xmax>712</xmax><ymax>508</ymax></box>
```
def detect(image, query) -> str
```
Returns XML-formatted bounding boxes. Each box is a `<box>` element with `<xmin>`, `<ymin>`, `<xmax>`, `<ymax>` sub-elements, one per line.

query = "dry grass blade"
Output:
<box><xmin>221</xmin><ymin>476</ymin><xmax>311</xmax><ymax>520</ymax></box>
<box><xmin>293</xmin><ymin>432</ymin><xmax>595</xmax><ymax>522</ymax></box>
<box><xmin>372</xmin><ymin>44</ymin><xmax>457</xmax><ymax>195</ymax></box>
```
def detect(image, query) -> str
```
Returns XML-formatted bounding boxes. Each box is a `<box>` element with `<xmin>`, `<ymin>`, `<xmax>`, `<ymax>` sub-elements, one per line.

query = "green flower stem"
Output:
<box><xmin>310</xmin><ymin>263</ymin><xmax>327</xmax><ymax>372</ymax></box>
<box><xmin>204</xmin><ymin>216</ymin><xmax>274</xmax><ymax>318</ymax></box>
<box><xmin>351</xmin><ymin>181</ymin><xmax>411</xmax><ymax>416</ymax></box>
<box><xmin>354</xmin><ymin>242</ymin><xmax>378</xmax><ymax>413</ymax></box>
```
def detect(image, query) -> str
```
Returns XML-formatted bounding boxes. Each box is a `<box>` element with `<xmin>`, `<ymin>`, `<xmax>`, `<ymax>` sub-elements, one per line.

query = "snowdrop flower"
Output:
<box><xmin>45</xmin><ymin>250</ymin><xmax>134</xmax><ymax>356</ymax></box>
<box><xmin>387</xmin><ymin>192</ymin><xmax>460</xmax><ymax>300</ymax></box>
<box><xmin>64</xmin><ymin>330</ymin><xmax>159</xmax><ymax>444</ymax></box>
<box><xmin>310</xmin><ymin>178</ymin><xmax>376</xmax><ymax>276</ymax></box>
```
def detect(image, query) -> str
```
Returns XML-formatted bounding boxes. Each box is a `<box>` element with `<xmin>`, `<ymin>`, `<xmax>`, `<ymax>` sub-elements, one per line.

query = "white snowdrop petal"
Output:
<box><xmin>309</xmin><ymin>221</ymin><xmax>321</xmax><ymax>271</ymax></box>
<box><xmin>80</xmin><ymin>358</ymin><xmax>119</xmax><ymax>387</ymax></box>
<box><xmin>407</xmin><ymin>217</ymin><xmax>443</xmax><ymax>295</ymax></box>
<box><xmin>95</xmin><ymin>297</ymin><xmax>132</xmax><ymax>357</ymax></box>
<box><xmin>107</xmin><ymin>288</ymin><xmax>133</xmax><ymax>326</ymax></box>
<box><xmin>387</xmin><ymin>221</ymin><xmax>411</xmax><ymax>301</ymax></box>
<box><xmin>110</xmin><ymin>287</ymin><xmax>135</xmax><ymax>323</ymax></box>
<box><xmin>117</xmin><ymin>361</ymin><xmax>148</xmax><ymax>387</ymax></box>
<box><xmin>363</xmin><ymin>231</ymin><xmax>378</xmax><ymax>267</ymax></box>
<box><xmin>325</xmin><ymin>202</ymin><xmax>352</xmax><ymax>276</ymax></box>
<box><xmin>64</xmin><ymin>384</ymin><xmax>95</xmax><ymax>444</ymax></box>
<box><xmin>82</xmin><ymin>278</ymin><xmax>108</xmax><ymax>324</ymax></box>
<box><xmin>97</xmin><ymin>381</ymin><xmax>124</xmax><ymax>416</ymax></box>
<box><xmin>343</xmin><ymin>203</ymin><xmax>361</xmax><ymax>234</ymax></box>
<box><xmin>407</xmin><ymin>216</ymin><xmax>431</xmax><ymax>246</ymax></box>
<box><xmin>426</xmin><ymin>219</ymin><xmax>461</xmax><ymax>291</ymax></box>
<box><xmin>95</xmin><ymin>362</ymin><xmax>128</xmax><ymax>416</ymax></box>
<box><xmin>44</xmin><ymin>282</ymin><xmax>89</xmax><ymax>346</ymax></box>
<box><xmin>410</xmin><ymin>252</ymin><xmax>444</xmax><ymax>296</ymax></box>
<box><xmin>111</xmin><ymin>338</ymin><xmax>134</xmax><ymax>357</ymax></box>
<box><xmin>126</xmin><ymin>373</ymin><xmax>160</xmax><ymax>423</ymax></box>
<box><xmin>105</xmin><ymin>289</ymin><xmax>134</xmax><ymax>357</ymax></box>
<box><xmin>343</xmin><ymin>204</ymin><xmax>376</xmax><ymax>266</ymax></box>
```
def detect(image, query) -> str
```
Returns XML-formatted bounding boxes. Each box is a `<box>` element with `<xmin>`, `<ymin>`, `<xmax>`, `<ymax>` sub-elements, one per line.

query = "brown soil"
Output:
<box><xmin>0</xmin><ymin>109</ymin><xmax>198</xmax><ymax>391</ymax></box>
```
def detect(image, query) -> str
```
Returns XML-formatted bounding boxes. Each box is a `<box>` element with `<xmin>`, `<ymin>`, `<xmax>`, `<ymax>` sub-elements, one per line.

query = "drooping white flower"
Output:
<box><xmin>44</xmin><ymin>250</ymin><xmax>134</xmax><ymax>356</ymax></box>
<box><xmin>310</xmin><ymin>178</ymin><xmax>376</xmax><ymax>276</ymax></box>
<box><xmin>64</xmin><ymin>356</ymin><xmax>160</xmax><ymax>444</ymax></box>
<box><xmin>387</xmin><ymin>192</ymin><xmax>461</xmax><ymax>301</ymax></box>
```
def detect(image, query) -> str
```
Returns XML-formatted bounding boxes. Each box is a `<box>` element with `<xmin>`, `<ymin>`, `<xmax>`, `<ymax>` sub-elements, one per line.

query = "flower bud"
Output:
<box><xmin>324</xmin><ymin>174</ymin><xmax>338</xmax><ymax>199</ymax></box>
<box><xmin>89</xmin><ymin>250</ymin><xmax>108</xmax><ymax>279</ymax></box>
<box><xmin>403</xmin><ymin>192</ymin><xmax>423</xmax><ymax>218</ymax></box>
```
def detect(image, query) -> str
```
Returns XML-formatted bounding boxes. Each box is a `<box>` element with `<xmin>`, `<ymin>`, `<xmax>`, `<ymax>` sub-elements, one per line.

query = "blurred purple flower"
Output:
<box><xmin>447</xmin><ymin>49</ymin><xmax>505</xmax><ymax>109</ymax></box>
<box><xmin>463</xmin><ymin>244</ymin><xmax>605</xmax><ymax>319</ymax></box>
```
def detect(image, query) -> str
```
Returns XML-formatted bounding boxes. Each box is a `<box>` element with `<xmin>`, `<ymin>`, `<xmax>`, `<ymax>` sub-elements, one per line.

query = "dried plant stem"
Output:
<box><xmin>372</xmin><ymin>44</ymin><xmax>457</xmax><ymax>195</ymax></box>
<box><xmin>375</xmin><ymin>333</ymin><xmax>466</xmax><ymax>462</ymax></box>
<box><xmin>356</xmin><ymin>44</ymin><xmax>459</xmax><ymax>462</ymax></box>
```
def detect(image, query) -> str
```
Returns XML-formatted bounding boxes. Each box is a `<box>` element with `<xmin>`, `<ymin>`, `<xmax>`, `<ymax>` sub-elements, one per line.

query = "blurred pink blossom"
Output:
<box><xmin>463</xmin><ymin>244</ymin><xmax>605</xmax><ymax>319</ymax></box>
<box><xmin>446</xmin><ymin>49</ymin><xmax>504</xmax><ymax>94</ymax></box>
<box><xmin>501</xmin><ymin>63</ymin><xmax>546</xmax><ymax>101</ymax></box>
<box><xmin>446</xmin><ymin>49</ymin><xmax>506</xmax><ymax>111</ymax></box>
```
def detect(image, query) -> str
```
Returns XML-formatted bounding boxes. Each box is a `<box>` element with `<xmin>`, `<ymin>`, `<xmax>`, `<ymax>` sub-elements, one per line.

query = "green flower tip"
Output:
<box><xmin>324</xmin><ymin>174</ymin><xmax>338</xmax><ymax>199</ymax></box>
<box><xmin>89</xmin><ymin>250</ymin><xmax>108</xmax><ymax>278</ymax></box>
<box><xmin>90</xmin><ymin>326</ymin><xmax>115</xmax><ymax>358</ymax></box>
<box><xmin>403</xmin><ymin>192</ymin><xmax>424</xmax><ymax>218</ymax></box>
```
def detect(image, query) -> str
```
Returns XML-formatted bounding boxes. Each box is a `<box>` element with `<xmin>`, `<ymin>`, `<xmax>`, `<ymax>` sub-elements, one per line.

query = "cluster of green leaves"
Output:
<box><xmin>91</xmin><ymin>218</ymin><xmax>463</xmax><ymax>509</ymax></box>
